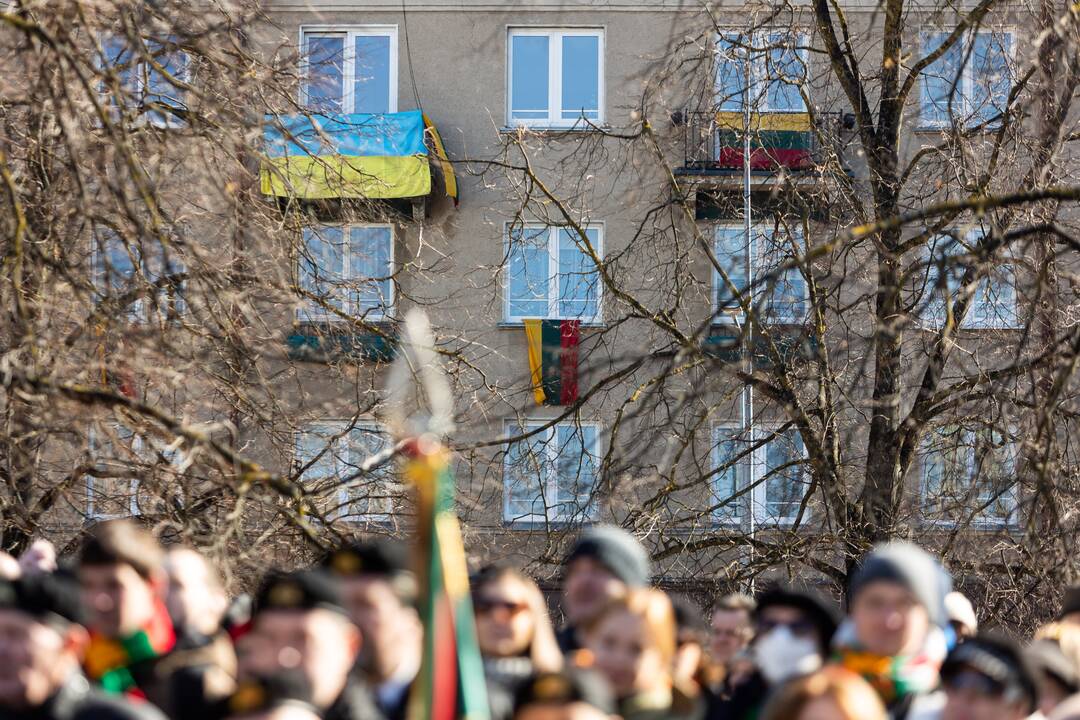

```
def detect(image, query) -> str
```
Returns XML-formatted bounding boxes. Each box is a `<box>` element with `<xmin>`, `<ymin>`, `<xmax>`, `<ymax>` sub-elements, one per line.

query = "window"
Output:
<box><xmin>712</xmin><ymin>425</ymin><xmax>808</xmax><ymax>525</ymax></box>
<box><xmin>921</xmin><ymin>31</ymin><xmax>1013</xmax><ymax>128</ymax></box>
<box><xmin>917</xmin><ymin>228</ymin><xmax>1017</xmax><ymax>329</ymax></box>
<box><xmin>301</xmin><ymin>27</ymin><xmax>397</xmax><ymax>114</ymax></box>
<box><xmin>85</xmin><ymin>425</ymin><xmax>180</xmax><ymax>520</ymax></box>
<box><xmin>93</xmin><ymin>229</ymin><xmax>185</xmax><ymax>322</ymax></box>
<box><xmin>295</xmin><ymin>421</ymin><xmax>395</xmax><ymax>521</ymax></box>
<box><xmin>921</xmin><ymin>426</ymin><xmax>1017</xmax><ymax>526</ymax></box>
<box><xmin>298</xmin><ymin>224</ymin><xmax>393</xmax><ymax>322</ymax></box>
<box><xmin>100</xmin><ymin>35</ymin><xmax>190</xmax><ymax>128</ymax></box>
<box><xmin>716</xmin><ymin>31</ymin><xmax>808</xmax><ymax>112</ymax></box>
<box><xmin>508</xmin><ymin>29</ymin><xmax>603</xmax><ymax>127</ymax></box>
<box><xmin>506</xmin><ymin>224</ymin><xmax>602</xmax><ymax>323</ymax></box>
<box><xmin>504</xmin><ymin>422</ymin><xmax>599</xmax><ymax>523</ymax></box>
<box><xmin>714</xmin><ymin>222</ymin><xmax>807</xmax><ymax>323</ymax></box>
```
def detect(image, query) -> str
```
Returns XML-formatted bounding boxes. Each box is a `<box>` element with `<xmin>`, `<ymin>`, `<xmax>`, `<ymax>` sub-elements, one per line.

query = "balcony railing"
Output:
<box><xmin>677</xmin><ymin>110</ymin><xmax>852</xmax><ymax>177</ymax></box>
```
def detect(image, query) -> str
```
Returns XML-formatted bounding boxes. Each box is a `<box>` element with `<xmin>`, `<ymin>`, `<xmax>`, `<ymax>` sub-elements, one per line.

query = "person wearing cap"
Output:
<box><xmin>321</xmin><ymin>541</ymin><xmax>422</xmax><ymax>720</ymax></box>
<box><xmin>77</xmin><ymin>520</ymin><xmax>236</xmax><ymax>716</ymax></box>
<box><xmin>0</xmin><ymin>572</ymin><xmax>167</xmax><ymax>720</ymax></box>
<box><xmin>944</xmin><ymin>592</ymin><xmax>978</xmax><ymax>644</ymax></box>
<box><xmin>218</xmin><ymin>671</ymin><xmax>323</xmax><ymax>720</ymax></box>
<box><xmin>939</xmin><ymin>635</ymin><xmax>1038</xmax><ymax>720</ymax></box>
<box><xmin>1026</xmin><ymin>638</ymin><xmax>1079</xmax><ymax>717</ymax></box>
<box><xmin>513</xmin><ymin>668</ymin><xmax>617</xmax><ymax>720</ymax></box>
<box><xmin>557</xmin><ymin>525</ymin><xmax>651</xmax><ymax>654</ymax></box>
<box><xmin>710</xmin><ymin>584</ymin><xmax>838</xmax><ymax>720</ymax></box>
<box><xmin>831</xmin><ymin>542</ymin><xmax>951</xmax><ymax>720</ymax></box>
<box><xmin>242</xmin><ymin>569</ymin><xmax>381</xmax><ymax>720</ymax></box>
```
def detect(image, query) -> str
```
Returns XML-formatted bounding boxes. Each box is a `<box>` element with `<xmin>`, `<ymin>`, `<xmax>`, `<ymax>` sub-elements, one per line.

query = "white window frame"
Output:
<box><xmin>715</xmin><ymin>30</ymin><xmax>809</xmax><ymax>113</ymax></box>
<box><xmin>920</xmin><ymin>426</ymin><xmax>1019</xmax><ymax>528</ymax></box>
<box><xmin>712</xmin><ymin>221</ymin><xmax>809</xmax><ymax>325</ymax></box>
<box><xmin>919</xmin><ymin>29</ymin><xmax>1015</xmax><ymax>130</ymax></box>
<box><xmin>711</xmin><ymin>424</ymin><xmax>809</xmax><ymax>527</ymax></box>
<box><xmin>98</xmin><ymin>35</ymin><xmax>191</xmax><ymax>129</ymax></box>
<box><xmin>92</xmin><ymin>230</ymin><xmax>187</xmax><ymax>324</ymax></box>
<box><xmin>918</xmin><ymin>228</ymin><xmax>1018</xmax><ymax>330</ymax></box>
<box><xmin>299</xmin><ymin>25</ymin><xmax>399</xmax><ymax>114</ymax></box>
<box><xmin>502</xmin><ymin>420</ymin><xmax>601</xmax><ymax>524</ymax></box>
<box><xmin>85</xmin><ymin>425</ymin><xmax>181</xmax><ymax>520</ymax></box>
<box><xmin>507</xmin><ymin>28</ymin><xmax>605</xmax><ymax>128</ymax></box>
<box><xmin>295</xmin><ymin>420</ymin><xmax>395</xmax><ymax>523</ymax></box>
<box><xmin>298</xmin><ymin>223</ymin><xmax>395</xmax><ymax>323</ymax></box>
<box><xmin>504</xmin><ymin>223</ymin><xmax>604</xmax><ymax>324</ymax></box>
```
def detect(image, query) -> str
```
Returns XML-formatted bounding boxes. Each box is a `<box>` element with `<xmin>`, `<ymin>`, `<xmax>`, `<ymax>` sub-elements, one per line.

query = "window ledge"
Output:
<box><xmin>502</xmin><ymin>518</ymin><xmax>598</xmax><ymax>529</ymax></box>
<box><xmin>498</xmin><ymin>320</ymin><xmax>605</xmax><ymax>329</ymax></box>
<box><xmin>500</xmin><ymin>124</ymin><xmax>610</xmax><ymax>135</ymax></box>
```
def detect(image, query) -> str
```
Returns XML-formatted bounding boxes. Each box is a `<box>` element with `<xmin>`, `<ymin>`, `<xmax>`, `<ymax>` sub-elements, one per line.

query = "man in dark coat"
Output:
<box><xmin>0</xmin><ymin>572</ymin><xmax>166</xmax><ymax>720</ymax></box>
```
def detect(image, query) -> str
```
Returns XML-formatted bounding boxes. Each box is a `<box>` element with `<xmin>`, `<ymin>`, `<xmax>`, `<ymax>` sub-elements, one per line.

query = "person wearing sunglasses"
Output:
<box><xmin>939</xmin><ymin>635</ymin><xmax>1037</xmax><ymax>720</ymax></box>
<box><xmin>472</xmin><ymin>566</ymin><xmax>563</xmax><ymax>696</ymax></box>
<box><xmin>711</xmin><ymin>585</ymin><xmax>838</xmax><ymax>720</ymax></box>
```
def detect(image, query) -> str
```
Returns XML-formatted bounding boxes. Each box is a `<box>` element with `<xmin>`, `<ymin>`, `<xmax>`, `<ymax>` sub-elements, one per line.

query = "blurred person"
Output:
<box><xmin>19</xmin><ymin>540</ymin><xmax>58</xmax><ymax>576</ymax></box>
<box><xmin>939</xmin><ymin>635</ymin><xmax>1037</xmax><ymax>720</ymax></box>
<box><xmin>1059</xmin><ymin>588</ymin><xmax>1080</xmax><ymax>627</ymax></box>
<box><xmin>944</xmin><ymin>592</ymin><xmax>977</xmax><ymax>644</ymax></box>
<box><xmin>712</xmin><ymin>584</ymin><xmax>839</xmax><ymax>720</ymax></box>
<box><xmin>243</xmin><ymin>569</ymin><xmax>379</xmax><ymax>720</ymax></box>
<box><xmin>1037</xmin><ymin>623</ymin><xmax>1080</xmax><ymax>679</ymax></box>
<box><xmin>472</xmin><ymin>564</ymin><xmax>563</xmax><ymax>690</ymax></box>
<box><xmin>1027</xmin><ymin>639</ymin><xmax>1079</xmax><ymax>717</ymax></box>
<box><xmin>218</xmin><ymin>671</ymin><xmax>322</xmax><ymax>720</ymax></box>
<box><xmin>832</xmin><ymin>542</ymin><xmax>951</xmax><ymax>720</ymax></box>
<box><xmin>0</xmin><ymin>571</ymin><xmax>166</xmax><ymax>720</ymax></box>
<box><xmin>709</xmin><ymin>593</ymin><xmax>755</xmax><ymax>695</ymax></box>
<box><xmin>321</xmin><ymin>541</ymin><xmax>421</xmax><ymax>720</ymax></box>
<box><xmin>670</xmin><ymin>595</ymin><xmax>711</xmax><ymax>694</ymax></box>
<box><xmin>557</xmin><ymin>525</ymin><xmax>651</xmax><ymax>654</ymax></box>
<box><xmin>759</xmin><ymin>666</ymin><xmax>887</xmax><ymax>720</ymax></box>
<box><xmin>583</xmin><ymin>588</ymin><xmax>703</xmax><ymax>720</ymax></box>
<box><xmin>77</xmin><ymin>520</ymin><xmax>234</xmax><ymax>716</ymax></box>
<box><xmin>0</xmin><ymin>549</ymin><xmax>22</xmax><ymax>580</ymax></box>
<box><xmin>512</xmin><ymin>668</ymin><xmax>616</xmax><ymax>720</ymax></box>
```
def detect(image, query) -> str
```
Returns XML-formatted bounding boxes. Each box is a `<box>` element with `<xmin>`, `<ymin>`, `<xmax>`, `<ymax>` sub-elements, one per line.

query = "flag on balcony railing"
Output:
<box><xmin>262</xmin><ymin>111</ymin><xmax>434</xmax><ymax>200</ymax></box>
<box><xmin>404</xmin><ymin>438</ymin><xmax>489</xmax><ymax>720</ymax></box>
<box><xmin>715</xmin><ymin>111</ymin><xmax>812</xmax><ymax>170</ymax></box>
<box><xmin>523</xmin><ymin>319</ymin><xmax>580</xmax><ymax>406</ymax></box>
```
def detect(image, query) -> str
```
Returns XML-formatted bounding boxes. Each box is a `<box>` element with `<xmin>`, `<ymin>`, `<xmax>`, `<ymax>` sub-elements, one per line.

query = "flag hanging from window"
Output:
<box><xmin>404</xmin><ymin>439</ymin><xmax>489</xmax><ymax>720</ymax></box>
<box><xmin>523</xmin><ymin>319</ymin><xmax>580</xmax><ymax>406</ymax></box>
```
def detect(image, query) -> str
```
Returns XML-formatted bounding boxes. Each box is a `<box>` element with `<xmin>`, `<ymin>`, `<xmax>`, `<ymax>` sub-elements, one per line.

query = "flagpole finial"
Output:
<box><xmin>385</xmin><ymin>309</ymin><xmax>455</xmax><ymax>442</ymax></box>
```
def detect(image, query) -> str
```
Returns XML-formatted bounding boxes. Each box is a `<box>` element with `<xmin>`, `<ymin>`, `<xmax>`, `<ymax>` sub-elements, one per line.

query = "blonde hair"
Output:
<box><xmin>585</xmin><ymin>588</ymin><xmax>677</xmax><ymax>666</ymax></box>
<box><xmin>1036</xmin><ymin>622</ymin><xmax>1080</xmax><ymax>671</ymax></box>
<box><xmin>760</xmin><ymin>667</ymin><xmax>887</xmax><ymax>720</ymax></box>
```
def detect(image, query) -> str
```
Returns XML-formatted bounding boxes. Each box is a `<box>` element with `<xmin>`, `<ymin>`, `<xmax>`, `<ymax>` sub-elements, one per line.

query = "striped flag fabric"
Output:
<box><xmin>404</xmin><ymin>438</ymin><xmax>490</xmax><ymax>720</ymax></box>
<box><xmin>523</xmin><ymin>319</ymin><xmax>580</xmax><ymax>406</ymax></box>
<box><xmin>715</xmin><ymin>111</ymin><xmax>813</xmax><ymax>170</ymax></box>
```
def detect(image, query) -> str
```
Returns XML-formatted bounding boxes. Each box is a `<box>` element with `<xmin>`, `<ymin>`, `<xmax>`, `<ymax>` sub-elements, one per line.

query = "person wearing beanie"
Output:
<box><xmin>944</xmin><ymin>592</ymin><xmax>978</xmax><ymax>643</ymax></box>
<box><xmin>939</xmin><ymin>635</ymin><xmax>1038</xmax><ymax>720</ymax></box>
<box><xmin>556</xmin><ymin>525</ymin><xmax>651</xmax><ymax>654</ymax></box>
<box><xmin>711</xmin><ymin>584</ymin><xmax>839</xmax><ymax>720</ymax></box>
<box><xmin>0</xmin><ymin>572</ymin><xmax>167</xmax><ymax>720</ymax></box>
<box><xmin>831</xmin><ymin>542</ymin><xmax>952</xmax><ymax>720</ymax></box>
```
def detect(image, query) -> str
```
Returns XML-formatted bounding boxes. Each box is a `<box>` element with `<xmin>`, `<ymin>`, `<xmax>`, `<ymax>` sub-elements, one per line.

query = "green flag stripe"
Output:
<box><xmin>541</xmin><ymin>320</ymin><xmax>562</xmax><ymax>406</ymax></box>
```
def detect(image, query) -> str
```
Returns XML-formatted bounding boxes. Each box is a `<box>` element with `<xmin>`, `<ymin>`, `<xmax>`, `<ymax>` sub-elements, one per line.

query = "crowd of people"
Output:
<box><xmin>2</xmin><ymin>520</ymin><xmax>1080</xmax><ymax>720</ymax></box>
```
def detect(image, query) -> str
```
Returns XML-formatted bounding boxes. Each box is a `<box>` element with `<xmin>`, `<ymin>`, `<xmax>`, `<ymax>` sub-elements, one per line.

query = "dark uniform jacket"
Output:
<box><xmin>5</xmin><ymin>675</ymin><xmax>167</xmax><ymax>720</ymax></box>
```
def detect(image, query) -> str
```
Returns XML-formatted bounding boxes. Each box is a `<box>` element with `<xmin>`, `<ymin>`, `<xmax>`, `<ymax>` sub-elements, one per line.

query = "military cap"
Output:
<box><xmin>514</xmin><ymin>669</ymin><xmax>615</xmax><ymax>715</ymax></box>
<box><xmin>942</xmin><ymin>634</ymin><xmax>1038</xmax><ymax>714</ymax></box>
<box><xmin>219</xmin><ymin>672</ymin><xmax>318</xmax><ymax>718</ymax></box>
<box><xmin>0</xmin><ymin>570</ymin><xmax>85</xmax><ymax>628</ymax></box>
<box><xmin>253</xmin><ymin>569</ymin><xmax>347</xmax><ymax>617</ymax></box>
<box><xmin>322</xmin><ymin>539</ymin><xmax>410</xmax><ymax>578</ymax></box>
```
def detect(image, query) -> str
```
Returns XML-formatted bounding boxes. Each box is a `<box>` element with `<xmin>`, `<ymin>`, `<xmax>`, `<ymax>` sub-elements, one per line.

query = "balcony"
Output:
<box><xmin>675</xmin><ymin>110</ymin><xmax>852</xmax><ymax>190</ymax></box>
<box><xmin>260</xmin><ymin>110</ymin><xmax>457</xmax><ymax>218</ymax></box>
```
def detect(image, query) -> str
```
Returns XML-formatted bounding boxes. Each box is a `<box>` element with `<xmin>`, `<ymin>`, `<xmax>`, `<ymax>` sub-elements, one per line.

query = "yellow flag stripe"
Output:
<box><xmin>715</xmin><ymin>111</ymin><xmax>812</xmax><ymax>132</ymax></box>
<box><xmin>523</xmin><ymin>319</ymin><xmax>546</xmax><ymax>405</ymax></box>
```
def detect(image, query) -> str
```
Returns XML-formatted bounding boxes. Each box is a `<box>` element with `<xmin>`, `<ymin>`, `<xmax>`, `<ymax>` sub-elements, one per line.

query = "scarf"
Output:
<box><xmin>831</xmin><ymin>619</ymin><xmax>946</xmax><ymax>706</ymax></box>
<box><xmin>84</xmin><ymin>598</ymin><xmax>177</xmax><ymax>698</ymax></box>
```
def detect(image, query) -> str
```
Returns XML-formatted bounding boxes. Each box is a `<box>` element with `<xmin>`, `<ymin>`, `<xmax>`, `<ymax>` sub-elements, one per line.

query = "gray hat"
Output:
<box><xmin>565</xmin><ymin>525</ymin><xmax>650</xmax><ymax>588</ymax></box>
<box><xmin>849</xmin><ymin>542</ymin><xmax>952</xmax><ymax>626</ymax></box>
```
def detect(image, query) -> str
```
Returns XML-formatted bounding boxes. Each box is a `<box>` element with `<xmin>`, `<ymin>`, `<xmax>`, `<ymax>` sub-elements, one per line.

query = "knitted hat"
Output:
<box><xmin>945</xmin><ymin>591</ymin><xmax>978</xmax><ymax>634</ymax></box>
<box><xmin>849</xmin><ymin>542</ymin><xmax>952</xmax><ymax>626</ymax></box>
<box><xmin>565</xmin><ymin>525</ymin><xmax>650</xmax><ymax>588</ymax></box>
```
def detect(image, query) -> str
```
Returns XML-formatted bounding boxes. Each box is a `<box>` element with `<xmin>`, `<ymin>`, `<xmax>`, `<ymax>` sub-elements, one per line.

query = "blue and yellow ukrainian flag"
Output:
<box><xmin>261</xmin><ymin>110</ymin><xmax>455</xmax><ymax>201</ymax></box>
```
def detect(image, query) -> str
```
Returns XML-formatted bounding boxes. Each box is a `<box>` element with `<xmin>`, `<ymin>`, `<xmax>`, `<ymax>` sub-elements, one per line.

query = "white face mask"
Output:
<box><xmin>752</xmin><ymin>626</ymin><xmax>822</xmax><ymax>685</ymax></box>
